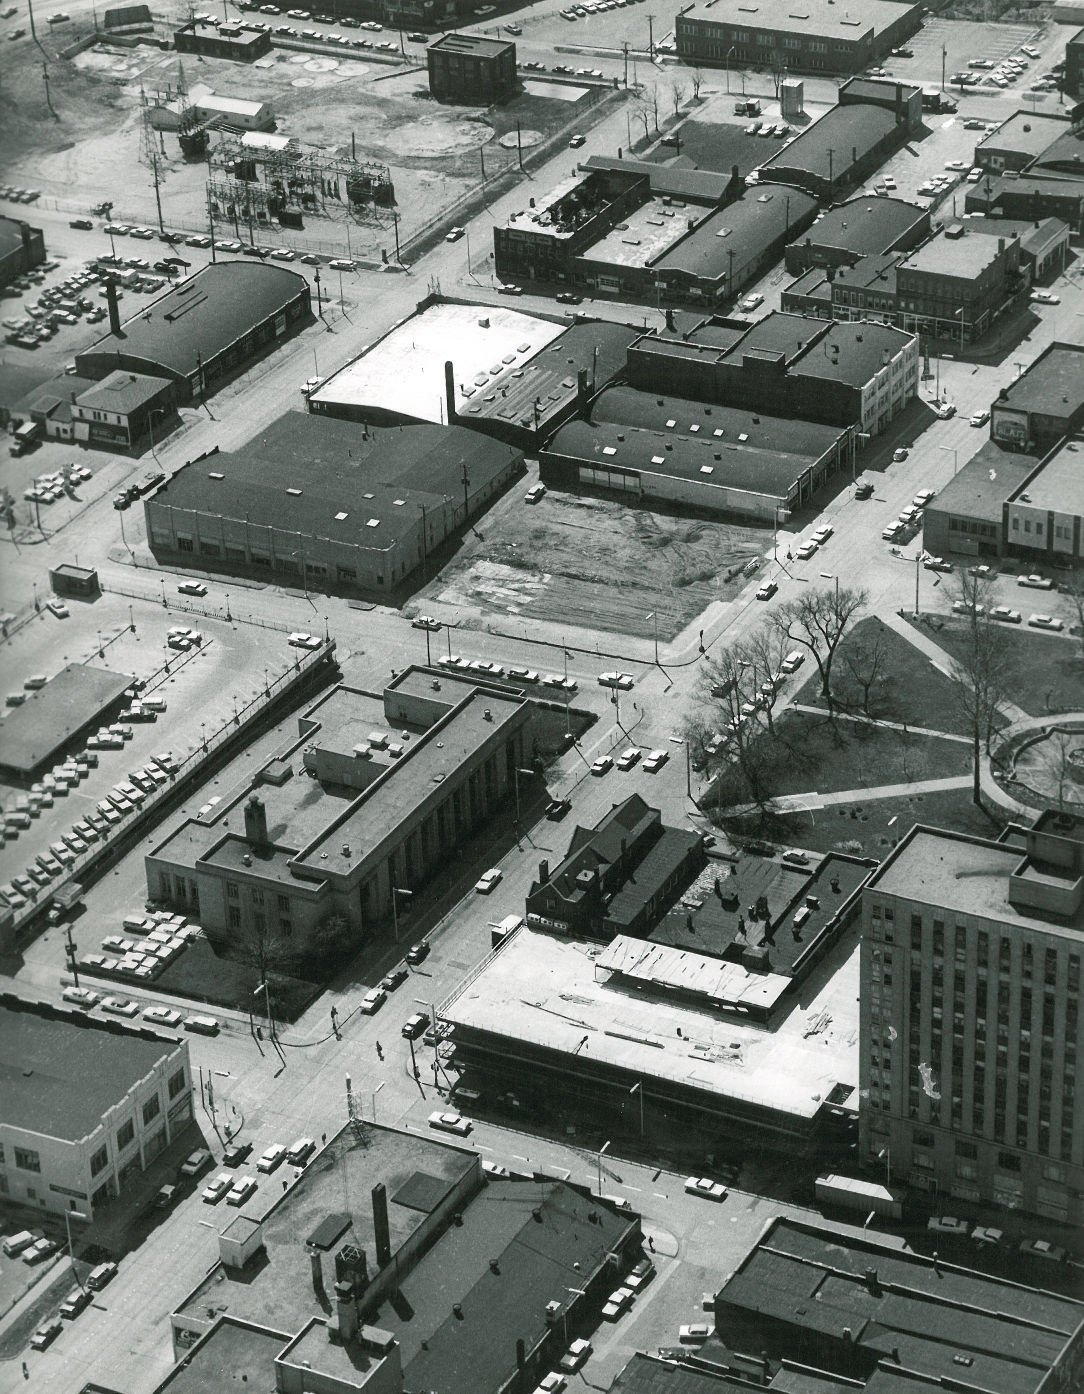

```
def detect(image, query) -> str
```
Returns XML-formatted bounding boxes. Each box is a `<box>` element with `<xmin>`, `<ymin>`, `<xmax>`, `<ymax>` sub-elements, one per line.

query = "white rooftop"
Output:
<box><xmin>311</xmin><ymin>303</ymin><xmax>565</xmax><ymax>424</ymax></box>
<box><xmin>444</xmin><ymin>927</ymin><xmax>860</xmax><ymax>1122</ymax></box>
<box><xmin>596</xmin><ymin>934</ymin><xmax>790</xmax><ymax>1012</ymax></box>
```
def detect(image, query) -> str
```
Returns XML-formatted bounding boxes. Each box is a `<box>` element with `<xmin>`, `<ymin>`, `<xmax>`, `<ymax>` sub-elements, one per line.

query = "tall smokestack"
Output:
<box><xmin>444</xmin><ymin>360</ymin><xmax>458</xmax><ymax>427</ymax></box>
<box><xmin>372</xmin><ymin>1182</ymin><xmax>391</xmax><ymax>1269</ymax></box>
<box><xmin>106</xmin><ymin>280</ymin><xmax>122</xmax><ymax>337</ymax></box>
<box><xmin>244</xmin><ymin>793</ymin><xmax>268</xmax><ymax>848</ymax></box>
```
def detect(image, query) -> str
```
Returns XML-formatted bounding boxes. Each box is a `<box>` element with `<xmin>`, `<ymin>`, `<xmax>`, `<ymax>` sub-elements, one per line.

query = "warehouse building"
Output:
<box><xmin>715</xmin><ymin>1216</ymin><xmax>1084</xmax><ymax>1391</ymax></box>
<box><xmin>145</xmin><ymin>672</ymin><xmax>537</xmax><ymax>955</ymax></box>
<box><xmin>964</xmin><ymin>173</ymin><xmax>1084</xmax><ymax>234</ymax></box>
<box><xmin>173</xmin><ymin>18</ymin><xmax>271</xmax><ymax>61</ymax></box>
<box><xmin>1066</xmin><ymin>26</ymin><xmax>1084</xmax><ymax>99</ymax></box>
<box><xmin>0</xmin><ymin>993</ymin><xmax>191</xmax><ymax>1220</ymax></box>
<box><xmin>974</xmin><ymin>110</ymin><xmax>1072</xmax><ymax>174</ymax></box>
<box><xmin>0</xmin><ymin>214</ymin><xmax>45</xmax><ymax>289</ymax></box>
<box><xmin>427</xmin><ymin>32</ymin><xmax>517</xmax><ymax>104</ymax></box>
<box><xmin>75</xmin><ymin>263</ymin><xmax>310</xmax><ymax>402</ymax></box>
<box><xmin>145</xmin><ymin>411</ymin><xmax>522</xmax><ymax>596</ymax></box>
<box><xmin>837</xmin><ymin>74</ymin><xmax>923</xmax><ymax>130</ymax></box>
<box><xmin>543</xmin><ymin>384</ymin><xmax>852</xmax><ymax>519</ymax></box>
<box><xmin>625</xmin><ymin>312</ymin><xmax>919</xmax><ymax>437</ymax></box>
<box><xmin>784</xmin><ymin>194</ymin><xmax>929</xmax><ymax>275</ymax></box>
<box><xmin>990</xmin><ymin>341</ymin><xmax>1084</xmax><ymax>452</ymax></box>
<box><xmin>675</xmin><ymin>0</ymin><xmax>922</xmax><ymax>77</ymax></box>
<box><xmin>169</xmin><ymin>1122</ymin><xmax>640</xmax><ymax>1394</ymax></box>
<box><xmin>758</xmin><ymin>100</ymin><xmax>914</xmax><ymax>201</ymax></box>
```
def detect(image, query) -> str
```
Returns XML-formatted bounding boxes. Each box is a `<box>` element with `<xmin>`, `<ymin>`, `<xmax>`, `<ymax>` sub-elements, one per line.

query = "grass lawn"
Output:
<box><xmin>154</xmin><ymin>939</ymin><xmax>322</xmax><ymax>1024</ymax></box>
<box><xmin>794</xmin><ymin>616</ymin><xmax>970</xmax><ymax>736</ymax></box>
<box><xmin>706</xmin><ymin>709</ymin><xmax>971</xmax><ymax>808</ymax></box>
<box><xmin>908</xmin><ymin>614</ymin><xmax>1084</xmax><ymax>719</ymax></box>
<box><xmin>729</xmin><ymin>787</ymin><xmax>1013</xmax><ymax>860</ymax></box>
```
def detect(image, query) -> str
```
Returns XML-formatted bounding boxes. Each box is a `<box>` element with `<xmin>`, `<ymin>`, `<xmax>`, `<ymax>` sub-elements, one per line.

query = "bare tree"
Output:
<box><xmin>770</xmin><ymin>48</ymin><xmax>787</xmax><ymax>100</ymax></box>
<box><xmin>670</xmin><ymin>80</ymin><xmax>686</xmax><ymax>117</ymax></box>
<box><xmin>948</xmin><ymin>570</ymin><xmax>1013</xmax><ymax>807</ymax></box>
<box><xmin>839</xmin><ymin>624</ymin><xmax>892</xmax><ymax>718</ymax></box>
<box><xmin>649</xmin><ymin>84</ymin><xmax>660</xmax><ymax>134</ymax></box>
<box><xmin>769</xmin><ymin>584</ymin><xmax>868</xmax><ymax>715</ymax></box>
<box><xmin>1059</xmin><ymin>569</ymin><xmax>1084</xmax><ymax>656</ymax></box>
<box><xmin>742</xmin><ymin>623</ymin><xmax>794</xmax><ymax>734</ymax></box>
<box><xmin>632</xmin><ymin>92</ymin><xmax>652</xmax><ymax>143</ymax></box>
<box><xmin>690</xmin><ymin>67</ymin><xmax>704</xmax><ymax>100</ymax></box>
<box><xmin>695</xmin><ymin>638</ymin><xmax>782</xmax><ymax>812</ymax></box>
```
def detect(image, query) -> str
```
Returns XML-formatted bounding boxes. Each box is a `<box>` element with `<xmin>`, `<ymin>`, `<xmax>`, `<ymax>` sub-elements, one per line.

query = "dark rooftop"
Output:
<box><xmin>155</xmin><ymin>1319</ymin><xmax>290</xmax><ymax>1394</ymax></box>
<box><xmin>978</xmin><ymin>109</ymin><xmax>1070</xmax><ymax>160</ymax></box>
<box><xmin>379</xmin><ymin>1179</ymin><xmax>635</xmax><ymax>1394</ymax></box>
<box><xmin>793</xmin><ymin>320</ymin><xmax>914</xmax><ymax>388</ymax></box>
<box><xmin>150</xmin><ymin>411</ymin><xmax>520</xmax><ymax>549</ymax></box>
<box><xmin>582</xmin><ymin>155</ymin><xmax>734</xmax><ymax>203</ymax></box>
<box><xmin>657</xmin><ymin>188</ymin><xmax>818</xmax><ymax>280</ymax></box>
<box><xmin>923</xmin><ymin>441</ymin><xmax>1037</xmax><ymax>525</ymax></box>
<box><xmin>839</xmin><ymin>75</ymin><xmax>922</xmax><ymax>103</ymax></box>
<box><xmin>995</xmin><ymin>341</ymin><xmax>1084</xmax><ymax>417</ymax></box>
<box><xmin>609</xmin><ymin>1353</ymin><xmax>754</xmax><ymax>1394</ymax></box>
<box><xmin>76</xmin><ymin>370</ymin><xmax>173</xmax><ymax>415</ymax></box>
<box><xmin>428</xmin><ymin>30</ymin><xmax>514</xmax><ymax>56</ymax></box>
<box><xmin>679</xmin><ymin>0</ymin><xmax>919</xmax><ymax>38</ymax></box>
<box><xmin>722</xmin><ymin>1217</ymin><xmax>1084</xmax><ymax>1394</ymax></box>
<box><xmin>0</xmin><ymin>663</ymin><xmax>133</xmax><ymax>775</ymax></box>
<box><xmin>797</xmin><ymin>195</ymin><xmax>927</xmax><ymax>257</ymax></box>
<box><xmin>644</xmin><ymin>121</ymin><xmax>788</xmax><ymax>177</ymax></box>
<box><xmin>592</xmin><ymin>383</ymin><xmax>845</xmax><ymax>460</ymax></box>
<box><xmin>0</xmin><ymin>214</ymin><xmax>38</xmax><ymax>260</ymax></box>
<box><xmin>0</xmin><ymin>994</ymin><xmax>183</xmax><ymax>1141</ymax></box>
<box><xmin>761</xmin><ymin>105</ymin><xmax>899</xmax><ymax>181</ymax></box>
<box><xmin>76</xmin><ymin>262</ymin><xmax>308</xmax><ymax>380</ymax></box>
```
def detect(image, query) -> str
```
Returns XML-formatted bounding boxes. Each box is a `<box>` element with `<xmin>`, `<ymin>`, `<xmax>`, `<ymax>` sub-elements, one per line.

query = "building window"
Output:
<box><xmin>143</xmin><ymin>1095</ymin><xmax>161</xmax><ymax>1125</ymax></box>
<box><xmin>14</xmin><ymin>1146</ymin><xmax>41</xmax><ymax>1173</ymax></box>
<box><xmin>277</xmin><ymin>894</ymin><xmax>290</xmax><ymax>912</ymax></box>
<box><xmin>116</xmin><ymin>1119</ymin><xmax>135</xmax><ymax>1152</ymax></box>
<box><xmin>228</xmin><ymin>905</ymin><xmax>241</xmax><ymax>929</ymax></box>
<box><xmin>997</xmin><ymin>1150</ymin><xmax>1021</xmax><ymax>1172</ymax></box>
<box><xmin>956</xmin><ymin>1140</ymin><xmax>978</xmax><ymax>1158</ymax></box>
<box><xmin>90</xmin><ymin>1145</ymin><xmax>109</xmax><ymax>1177</ymax></box>
<box><xmin>168</xmin><ymin>1069</ymin><xmax>187</xmax><ymax>1100</ymax></box>
<box><xmin>227</xmin><ymin>883</ymin><xmax>239</xmax><ymax>901</ymax></box>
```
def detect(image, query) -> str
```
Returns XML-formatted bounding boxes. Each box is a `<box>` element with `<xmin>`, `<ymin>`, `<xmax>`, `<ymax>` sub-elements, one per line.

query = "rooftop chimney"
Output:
<box><xmin>372</xmin><ymin>1182</ymin><xmax>392</xmax><ymax>1268</ymax></box>
<box><xmin>106</xmin><ymin>279</ymin><xmax>122</xmax><ymax>337</ymax></box>
<box><xmin>244</xmin><ymin>793</ymin><xmax>268</xmax><ymax>848</ymax></box>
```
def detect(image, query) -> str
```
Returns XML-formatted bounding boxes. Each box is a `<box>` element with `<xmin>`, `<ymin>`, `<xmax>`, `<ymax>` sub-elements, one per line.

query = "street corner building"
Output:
<box><xmin>144</xmin><ymin>669</ymin><xmax>539</xmax><ymax>961</ymax></box>
<box><xmin>0</xmin><ymin>992</ymin><xmax>191</xmax><ymax>1220</ymax></box>
<box><xmin>426</xmin><ymin>32</ymin><xmax>518</xmax><ymax>104</ymax></box>
<box><xmin>74</xmin><ymin>261</ymin><xmax>311</xmax><ymax>404</ymax></box>
<box><xmin>144</xmin><ymin>410</ymin><xmax>524</xmax><ymax>596</ymax></box>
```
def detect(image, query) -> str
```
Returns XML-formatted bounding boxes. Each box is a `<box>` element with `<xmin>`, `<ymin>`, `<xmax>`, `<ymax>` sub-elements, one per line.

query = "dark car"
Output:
<box><xmin>381</xmin><ymin>963</ymin><xmax>409</xmax><ymax>991</ymax></box>
<box><xmin>405</xmin><ymin>940</ymin><xmax>430</xmax><ymax>966</ymax></box>
<box><xmin>556</xmin><ymin>292</ymin><xmax>583</xmax><ymax>304</ymax></box>
<box><xmin>59</xmin><ymin>1287</ymin><xmax>93</xmax><ymax>1320</ymax></box>
<box><xmin>222</xmin><ymin>1140</ymin><xmax>253</xmax><ymax>1168</ymax></box>
<box><xmin>69</xmin><ymin>217</ymin><xmax>93</xmax><ymax>230</ymax></box>
<box><xmin>154</xmin><ymin>260</ymin><xmax>180</xmax><ymax>275</ymax></box>
<box><xmin>113</xmin><ymin>493</ymin><xmax>132</xmax><ymax>510</ymax></box>
<box><xmin>154</xmin><ymin>1183</ymin><xmax>178</xmax><ymax>1209</ymax></box>
<box><xmin>545</xmin><ymin>798</ymin><xmax>571</xmax><ymax>820</ymax></box>
<box><xmin>30</xmin><ymin>1319</ymin><xmax>63</xmax><ymax>1351</ymax></box>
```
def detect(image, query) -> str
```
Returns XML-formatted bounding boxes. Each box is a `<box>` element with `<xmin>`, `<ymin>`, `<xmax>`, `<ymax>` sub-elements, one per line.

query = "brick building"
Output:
<box><xmin>427</xmin><ymin>33</ymin><xmax>517</xmax><ymax>104</ymax></box>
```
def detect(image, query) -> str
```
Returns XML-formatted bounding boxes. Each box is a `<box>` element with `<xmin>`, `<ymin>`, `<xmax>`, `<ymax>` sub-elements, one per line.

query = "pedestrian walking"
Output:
<box><xmin>321</xmin><ymin>1132</ymin><xmax>327</xmax><ymax>1145</ymax></box>
<box><xmin>647</xmin><ymin>1235</ymin><xmax>655</xmax><ymax>1253</ymax></box>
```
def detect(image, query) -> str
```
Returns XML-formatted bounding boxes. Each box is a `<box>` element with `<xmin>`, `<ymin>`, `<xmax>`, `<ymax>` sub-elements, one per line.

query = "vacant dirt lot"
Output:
<box><xmin>429</xmin><ymin>491</ymin><xmax>765</xmax><ymax>640</ymax></box>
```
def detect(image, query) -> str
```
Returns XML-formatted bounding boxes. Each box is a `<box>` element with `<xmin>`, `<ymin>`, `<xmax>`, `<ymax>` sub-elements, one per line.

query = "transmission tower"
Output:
<box><xmin>345</xmin><ymin>1074</ymin><xmax>370</xmax><ymax>1146</ymax></box>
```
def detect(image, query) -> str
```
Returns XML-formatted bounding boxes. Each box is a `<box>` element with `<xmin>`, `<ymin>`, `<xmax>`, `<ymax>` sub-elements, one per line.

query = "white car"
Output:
<box><xmin>62</xmin><ymin>986</ymin><xmax>101</xmax><ymax>1009</ymax></box>
<box><xmin>1028</xmin><ymin>614</ymin><xmax>1063</xmax><ymax>631</ymax></box>
<box><xmin>256</xmin><ymin>1143</ymin><xmax>287</xmax><ymax>1173</ymax></box>
<box><xmin>811</xmin><ymin>523</ymin><xmax>833</xmax><ymax>544</ymax></box>
<box><xmin>642</xmin><ymin>749</ymin><xmax>669</xmax><ymax>772</ymax></box>
<box><xmin>101</xmin><ymin>996</ymin><xmax>140</xmax><ymax>1018</ymax></box>
<box><xmin>525</xmin><ymin>482</ymin><xmax>546</xmax><ymax>504</ymax></box>
<box><xmin>288</xmin><ymin>631</ymin><xmax>322</xmax><ymax>649</ymax></box>
<box><xmin>912</xmin><ymin>489</ymin><xmax>936</xmax><ymax>507</ymax></box>
<box><xmin>1017</xmin><ymin>573</ymin><xmax>1054</xmax><ymax>590</ymax></box>
<box><xmin>202</xmin><ymin>1172</ymin><xmax>233</xmax><ymax>1204</ymax></box>
<box><xmin>616</xmin><ymin>747</ymin><xmax>640</xmax><ymax>770</ymax></box>
<box><xmin>143</xmin><ymin>1005</ymin><xmax>183</xmax><ymax>1027</ymax></box>
<box><xmin>475</xmin><ymin>867</ymin><xmax>503</xmax><ymax>894</ymax></box>
<box><xmin>429</xmin><ymin>1111</ymin><xmax>472</xmax><ymax>1136</ymax></box>
<box><xmin>679</xmin><ymin>1323</ymin><xmax>712</xmax><ymax>1343</ymax></box>
<box><xmin>226</xmin><ymin>1174</ymin><xmax>258</xmax><ymax>1206</ymax></box>
<box><xmin>598</xmin><ymin>672</ymin><xmax>634</xmax><ymax>690</ymax></box>
<box><xmin>559</xmin><ymin>1338</ymin><xmax>592</xmax><ymax>1372</ymax></box>
<box><xmin>1030</xmin><ymin>289</ymin><xmax>1059</xmax><ymax>305</ymax></box>
<box><xmin>685</xmin><ymin>1175</ymin><xmax>728</xmax><ymax>1200</ymax></box>
<box><xmin>740</xmin><ymin>292</ymin><xmax>764</xmax><ymax>312</ymax></box>
<box><xmin>990</xmin><ymin>606</ymin><xmax>1022</xmax><ymax>624</ymax></box>
<box><xmin>970</xmin><ymin>410</ymin><xmax>990</xmax><ymax>427</ymax></box>
<box><xmin>591</xmin><ymin>754</ymin><xmax>613</xmax><ymax>776</ymax></box>
<box><xmin>412</xmin><ymin>614</ymin><xmax>442</xmax><ymax>630</ymax></box>
<box><xmin>359</xmin><ymin>987</ymin><xmax>386</xmax><ymax>1014</ymax></box>
<box><xmin>795</xmin><ymin>540</ymin><xmax>818</xmax><ymax>560</ymax></box>
<box><xmin>445</xmin><ymin>226</ymin><xmax>465</xmax><ymax>242</ymax></box>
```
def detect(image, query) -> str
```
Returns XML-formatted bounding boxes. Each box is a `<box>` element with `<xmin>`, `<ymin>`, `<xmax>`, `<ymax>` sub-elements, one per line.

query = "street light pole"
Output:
<box><xmin>629</xmin><ymin>1081</ymin><xmax>644</xmax><ymax>1136</ymax></box>
<box><xmin>64</xmin><ymin>1209</ymin><xmax>88</xmax><ymax>1285</ymax></box>
<box><xmin>391</xmin><ymin>886</ymin><xmax>411</xmax><ymax>943</ymax></box>
<box><xmin>372</xmin><ymin>1080</ymin><xmax>385</xmax><ymax>1120</ymax></box>
<box><xmin>939</xmin><ymin>444</ymin><xmax>958</xmax><ymax>476</ymax></box>
<box><xmin>597</xmin><ymin>1139</ymin><xmax>610</xmax><ymax>1195</ymax></box>
<box><xmin>725</xmin><ymin>46</ymin><xmax>735</xmax><ymax>93</ymax></box>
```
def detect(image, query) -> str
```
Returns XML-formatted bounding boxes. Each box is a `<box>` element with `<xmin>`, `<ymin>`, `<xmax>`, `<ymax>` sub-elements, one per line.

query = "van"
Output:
<box><xmin>86</xmin><ymin>1261</ymin><xmax>118</xmax><ymax>1291</ymax></box>
<box><xmin>185</xmin><ymin>1014</ymin><xmax>220</xmax><ymax>1036</ymax></box>
<box><xmin>286</xmin><ymin>1137</ymin><xmax>316</xmax><ymax>1166</ymax></box>
<box><xmin>780</xmin><ymin>650</ymin><xmax>804</xmax><ymax>674</ymax></box>
<box><xmin>3</xmin><ymin>1231</ymin><xmax>35</xmax><ymax>1257</ymax></box>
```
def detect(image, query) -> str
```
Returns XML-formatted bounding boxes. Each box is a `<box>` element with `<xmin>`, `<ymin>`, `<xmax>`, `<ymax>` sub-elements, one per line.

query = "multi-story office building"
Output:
<box><xmin>894</xmin><ymin>226</ymin><xmax>1023</xmax><ymax>344</ymax></box>
<box><xmin>0</xmin><ymin>994</ymin><xmax>191</xmax><ymax>1219</ymax></box>
<box><xmin>427</xmin><ymin>33</ymin><xmax>517</xmax><ymax>104</ymax></box>
<box><xmin>859</xmin><ymin>813</ymin><xmax>1084</xmax><ymax>1225</ymax></box>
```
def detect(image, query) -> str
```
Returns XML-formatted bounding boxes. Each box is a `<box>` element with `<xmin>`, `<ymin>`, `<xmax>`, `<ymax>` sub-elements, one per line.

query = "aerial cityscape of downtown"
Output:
<box><xmin>1</xmin><ymin>0</ymin><xmax>1083</xmax><ymax>1390</ymax></box>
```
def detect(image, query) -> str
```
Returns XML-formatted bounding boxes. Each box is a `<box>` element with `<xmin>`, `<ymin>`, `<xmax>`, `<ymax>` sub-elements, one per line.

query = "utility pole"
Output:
<box><xmin>622</xmin><ymin>41</ymin><xmax>629</xmax><ymax>88</ymax></box>
<box><xmin>515</xmin><ymin>121</ymin><xmax>524</xmax><ymax>171</ymax></box>
<box><xmin>393</xmin><ymin>211</ymin><xmax>402</xmax><ymax>265</ymax></box>
<box><xmin>941</xmin><ymin>44</ymin><xmax>947</xmax><ymax>92</ymax></box>
<box><xmin>42</xmin><ymin>63</ymin><xmax>56</xmax><ymax>119</ymax></box>
<box><xmin>64</xmin><ymin>923</ymin><xmax>79</xmax><ymax>989</ymax></box>
<box><xmin>647</xmin><ymin>12</ymin><xmax>654</xmax><ymax>57</ymax></box>
<box><xmin>207</xmin><ymin>185</ymin><xmax>217</xmax><ymax>262</ymax></box>
<box><xmin>460</xmin><ymin>459</ymin><xmax>470</xmax><ymax>520</ymax></box>
<box><xmin>150</xmin><ymin>149</ymin><xmax>165</xmax><ymax>235</ymax></box>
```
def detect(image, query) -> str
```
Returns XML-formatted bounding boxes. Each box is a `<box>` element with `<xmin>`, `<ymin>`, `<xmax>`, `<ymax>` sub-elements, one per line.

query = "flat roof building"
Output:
<box><xmin>70</xmin><ymin>369</ymin><xmax>175</xmax><ymax>451</ymax></box>
<box><xmin>0</xmin><ymin>662</ymin><xmax>134</xmax><ymax>780</ymax></box>
<box><xmin>990</xmin><ymin>341</ymin><xmax>1084</xmax><ymax>453</ymax></box>
<box><xmin>964</xmin><ymin>173</ymin><xmax>1084</xmax><ymax>235</ymax></box>
<box><xmin>975</xmin><ymin>110</ymin><xmax>1072</xmax><ymax>173</ymax></box>
<box><xmin>145</xmin><ymin>410</ymin><xmax>523</xmax><ymax>596</ymax></box>
<box><xmin>427</xmin><ymin>31</ymin><xmax>517</xmax><ymax>104</ymax></box>
<box><xmin>1004</xmin><ymin>433</ymin><xmax>1084</xmax><ymax>564</ymax></box>
<box><xmin>785</xmin><ymin>194</ymin><xmax>930</xmax><ymax>274</ymax></box>
<box><xmin>310</xmin><ymin>301</ymin><xmax>565</xmax><ymax>427</ymax></box>
<box><xmin>675</xmin><ymin>0</ymin><xmax>923</xmax><ymax>77</ymax></box>
<box><xmin>715</xmin><ymin>1216</ymin><xmax>1084</xmax><ymax>1392</ymax></box>
<box><xmin>174</xmin><ymin>18</ymin><xmax>271</xmax><ymax>61</ymax></box>
<box><xmin>0</xmin><ymin>992</ymin><xmax>191</xmax><ymax>1220</ymax></box>
<box><xmin>861</xmin><ymin>814</ymin><xmax>1084</xmax><ymax>1223</ymax></box>
<box><xmin>920</xmin><ymin>441</ymin><xmax>1038</xmax><ymax>561</ymax></box>
<box><xmin>145</xmin><ymin>671</ymin><xmax>536</xmax><ymax>961</ymax></box>
<box><xmin>75</xmin><ymin>262</ymin><xmax>310</xmax><ymax>402</ymax></box>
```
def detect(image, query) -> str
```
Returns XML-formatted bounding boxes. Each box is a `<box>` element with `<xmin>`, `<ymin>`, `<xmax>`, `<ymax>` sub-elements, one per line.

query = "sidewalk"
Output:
<box><xmin>882</xmin><ymin>608</ymin><xmax>1030</xmax><ymax>724</ymax></box>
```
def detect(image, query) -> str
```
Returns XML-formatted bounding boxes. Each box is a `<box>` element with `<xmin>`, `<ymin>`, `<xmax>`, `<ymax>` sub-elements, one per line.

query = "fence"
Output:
<box><xmin>98</xmin><ymin>577</ymin><xmax>295</xmax><ymax>633</ymax></box>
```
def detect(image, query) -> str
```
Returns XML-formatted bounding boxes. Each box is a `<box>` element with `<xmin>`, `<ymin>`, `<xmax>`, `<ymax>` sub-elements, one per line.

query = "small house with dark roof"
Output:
<box><xmin>525</xmin><ymin>794</ymin><xmax>705</xmax><ymax>939</ymax></box>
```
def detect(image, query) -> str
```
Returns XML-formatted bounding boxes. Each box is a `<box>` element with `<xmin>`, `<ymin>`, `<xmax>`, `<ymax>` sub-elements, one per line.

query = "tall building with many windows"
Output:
<box><xmin>859</xmin><ymin>813</ymin><xmax>1083</xmax><ymax>1225</ymax></box>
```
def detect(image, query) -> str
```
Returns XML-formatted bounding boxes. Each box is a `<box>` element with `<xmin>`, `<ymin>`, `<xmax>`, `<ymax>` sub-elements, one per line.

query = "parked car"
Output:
<box><xmin>641</xmin><ymin>749</ymin><xmax>669</xmax><ymax>772</ymax></box>
<box><xmin>428</xmin><ymin>1110</ymin><xmax>472</xmax><ymax>1136</ymax></box>
<box><xmin>201</xmin><ymin>1172</ymin><xmax>233</xmax><ymax>1204</ymax></box>
<box><xmin>256</xmin><ymin>1144</ymin><xmax>287</xmax><ymax>1173</ymax></box>
<box><xmin>222</xmin><ymin>1141</ymin><xmax>253</xmax><ymax>1167</ymax></box>
<box><xmin>180</xmin><ymin>1148</ymin><xmax>213</xmax><ymax>1178</ymax></box>
<box><xmin>405</xmin><ymin>939</ymin><xmax>431</xmax><ymax>965</ymax></box>
<box><xmin>226</xmin><ymin>1174</ymin><xmax>258</xmax><ymax>1206</ymax></box>
<box><xmin>970</xmin><ymin>409</ymin><xmax>990</xmax><ymax>427</ymax></box>
<box><xmin>591</xmin><ymin>754</ymin><xmax>613</xmax><ymax>776</ymax></box>
<box><xmin>381</xmin><ymin>963</ymin><xmax>409</xmax><ymax>991</ymax></box>
<box><xmin>30</xmin><ymin>1319</ymin><xmax>63</xmax><ymax>1351</ymax></box>
<box><xmin>679</xmin><ymin>1323</ymin><xmax>712</xmax><ymax>1343</ymax></box>
<box><xmin>62</xmin><ymin>986</ymin><xmax>100</xmax><ymax>1009</ymax></box>
<box><xmin>143</xmin><ymin>1005</ymin><xmax>183</xmax><ymax>1027</ymax></box>
<box><xmin>740</xmin><ymin>292</ymin><xmax>764</xmax><ymax>312</ymax></box>
<box><xmin>560</xmin><ymin>1338</ymin><xmax>593</xmax><ymax>1372</ymax></box>
<box><xmin>990</xmin><ymin>606</ymin><xmax>1022</xmax><ymax>624</ymax></box>
<box><xmin>411</xmin><ymin>614</ymin><xmax>441</xmax><ymax>630</ymax></box>
<box><xmin>525</xmin><ymin>482</ymin><xmax>547</xmax><ymax>503</ymax></box>
<box><xmin>1019</xmin><ymin>1238</ymin><xmax>1067</xmax><ymax>1263</ymax></box>
<box><xmin>616</xmin><ymin>747</ymin><xmax>640</xmax><ymax>770</ymax></box>
<box><xmin>598</xmin><ymin>671</ymin><xmax>634</xmax><ymax>690</ymax></box>
<box><xmin>685</xmin><ymin>1176</ymin><xmax>728</xmax><ymax>1200</ymax></box>
<box><xmin>360</xmin><ymin>987</ymin><xmax>386</xmax><ymax>1014</ymax></box>
<box><xmin>402</xmin><ymin>1010</ymin><xmax>430</xmax><ymax>1039</ymax></box>
<box><xmin>1028</xmin><ymin>614</ymin><xmax>1063</xmax><ymax>631</ymax></box>
<box><xmin>59</xmin><ymin>1287</ymin><xmax>93</xmax><ymax>1319</ymax></box>
<box><xmin>756</xmin><ymin>580</ymin><xmax>778</xmax><ymax>601</ymax></box>
<box><xmin>1017</xmin><ymin>573</ymin><xmax>1053</xmax><ymax>590</ymax></box>
<box><xmin>475</xmin><ymin>867</ymin><xmax>502</xmax><ymax>894</ymax></box>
